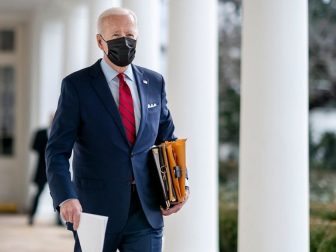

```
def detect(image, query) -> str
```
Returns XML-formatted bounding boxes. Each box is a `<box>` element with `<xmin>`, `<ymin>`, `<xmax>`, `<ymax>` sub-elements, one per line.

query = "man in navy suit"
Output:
<box><xmin>46</xmin><ymin>7</ymin><xmax>188</xmax><ymax>252</ymax></box>
<box><xmin>29</xmin><ymin>115</ymin><xmax>63</xmax><ymax>226</ymax></box>
<box><xmin>29</xmin><ymin>124</ymin><xmax>62</xmax><ymax>226</ymax></box>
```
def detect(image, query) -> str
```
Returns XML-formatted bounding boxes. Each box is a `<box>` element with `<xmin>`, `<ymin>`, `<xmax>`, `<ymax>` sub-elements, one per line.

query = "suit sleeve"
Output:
<box><xmin>155</xmin><ymin>75</ymin><xmax>177</xmax><ymax>144</ymax></box>
<box><xmin>45</xmin><ymin>78</ymin><xmax>80</xmax><ymax>210</ymax></box>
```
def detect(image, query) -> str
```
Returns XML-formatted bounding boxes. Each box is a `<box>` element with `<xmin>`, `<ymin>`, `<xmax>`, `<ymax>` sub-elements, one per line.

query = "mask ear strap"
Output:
<box><xmin>98</xmin><ymin>34</ymin><xmax>106</xmax><ymax>42</ymax></box>
<box><xmin>98</xmin><ymin>34</ymin><xmax>109</xmax><ymax>56</ymax></box>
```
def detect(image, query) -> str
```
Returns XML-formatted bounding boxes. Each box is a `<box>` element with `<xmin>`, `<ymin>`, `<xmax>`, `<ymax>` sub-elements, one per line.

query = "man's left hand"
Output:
<box><xmin>161</xmin><ymin>187</ymin><xmax>190</xmax><ymax>216</ymax></box>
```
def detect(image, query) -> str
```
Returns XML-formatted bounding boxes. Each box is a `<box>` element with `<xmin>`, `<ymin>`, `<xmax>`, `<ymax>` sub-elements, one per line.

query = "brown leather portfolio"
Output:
<box><xmin>151</xmin><ymin>139</ymin><xmax>188</xmax><ymax>210</ymax></box>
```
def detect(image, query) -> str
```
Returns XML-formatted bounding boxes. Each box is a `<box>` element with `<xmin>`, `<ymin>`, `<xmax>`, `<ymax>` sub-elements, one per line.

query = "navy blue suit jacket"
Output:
<box><xmin>46</xmin><ymin>59</ymin><xmax>175</xmax><ymax>232</ymax></box>
<box><xmin>32</xmin><ymin>128</ymin><xmax>48</xmax><ymax>186</ymax></box>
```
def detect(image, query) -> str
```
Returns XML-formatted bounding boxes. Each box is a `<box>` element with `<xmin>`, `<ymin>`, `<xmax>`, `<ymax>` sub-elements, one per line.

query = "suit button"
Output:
<box><xmin>130</xmin><ymin>152</ymin><xmax>134</xmax><ymax>157</ymax></box>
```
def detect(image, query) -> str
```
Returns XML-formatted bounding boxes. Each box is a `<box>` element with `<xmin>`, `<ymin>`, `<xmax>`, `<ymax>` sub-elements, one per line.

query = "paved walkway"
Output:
<box><xmin>0</xmin><ymin>215</ymin><xmax>74</xmax><ymax>252</ymax></box>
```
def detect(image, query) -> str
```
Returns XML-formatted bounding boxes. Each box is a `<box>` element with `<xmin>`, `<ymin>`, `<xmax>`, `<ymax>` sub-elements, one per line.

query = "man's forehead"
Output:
<box><xmin>101</xmin><ymin>18</ymin><xmax>137</xmax><ymax>36</ymax></box>
<box><xmin>102</xmin><ymin>14</ymin><xmax>136</xmax><ymax>26</ymax></box>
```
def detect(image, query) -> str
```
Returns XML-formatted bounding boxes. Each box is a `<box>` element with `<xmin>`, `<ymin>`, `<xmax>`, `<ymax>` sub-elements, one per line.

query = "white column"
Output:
<box><xmin>38</xmin><ymin>17</ymin><xmax>64</xmax><ymax>127</ymax></box>
<box><xmin>122</xmin><ymin>0</ymin><xmax>161</xmax><ymax>71</ymax></box>
<box><xmin>29</xmin><ymin>8</ymin><xmax>44</xmax><ymax>131</ymax></box>
<box><xmin>165</xmin><ymin>1</ymin><xmax>218</xmax><ymax>252</ymax></box>
<box><xmin>62</xmin><ymin>2</ymin><xmax>89</xmax><ymax>76</ymax></box>
<box><xmin>87</xmin><ymin>0</ymin><xmax>121</xmax><ymax>64</ymax></box>
<box><xmin>238</xmin><ymin>0</ymin><xmax>309</xmax><ymax>252</ymax></box>
<box><xmin>28</xmin><ymin>2</ymin><xmax>67</xmax><ymax>221</ymax></box>
<box><xmin>30</xmin><ymin>3</ymin><xmax>65</xmax><ymax>128</ymax></box>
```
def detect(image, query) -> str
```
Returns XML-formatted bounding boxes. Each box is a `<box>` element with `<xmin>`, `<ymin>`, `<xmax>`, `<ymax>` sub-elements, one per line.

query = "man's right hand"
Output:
<box><xmin>60</xmin><ymin>199</ymin><xmax>82</xmax><ymax>231</ymax></box>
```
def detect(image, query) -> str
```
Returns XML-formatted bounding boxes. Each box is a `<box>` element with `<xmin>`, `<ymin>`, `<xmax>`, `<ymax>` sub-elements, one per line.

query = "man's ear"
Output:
<box><xmin>96</xmin><ymin>34</ymin><xmax>104</xmax><ymax>50</ymax></box>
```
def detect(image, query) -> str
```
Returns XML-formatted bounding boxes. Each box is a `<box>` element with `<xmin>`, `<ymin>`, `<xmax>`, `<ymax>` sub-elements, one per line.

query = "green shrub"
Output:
<box><xmin>311</xmin><ymin>226</ymin><xmax>327</xmax><ymax>252</ymax></box>
<box><xmin>311</xmin><ymin>205</ymin><xmax>336</xmax><ymax>221</ymax></box>
<box><xmin>318</xmin><ymin>211</ymin><xmax>336</xmax><ymax>221</ymax></box>
<box><xmin>219</xmin><ymin>207</ymin><xmax>238</xmax><ymax>252</ymax></box>
<box><xmin>318</xmin><ymin>231</ymin><xmax>336</xmax><ymax>252</ymax></box>
<box><xmin>218</xmin><ymin>204</ymin><xmax>336</xmax><ymax>252</ymax></box>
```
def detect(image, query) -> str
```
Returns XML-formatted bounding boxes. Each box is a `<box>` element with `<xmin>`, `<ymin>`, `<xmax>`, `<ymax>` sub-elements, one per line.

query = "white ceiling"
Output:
<box><xmin>0</xmin><ymin>0</ymin><xmax>52</xmax><ymax>12</ymax></box>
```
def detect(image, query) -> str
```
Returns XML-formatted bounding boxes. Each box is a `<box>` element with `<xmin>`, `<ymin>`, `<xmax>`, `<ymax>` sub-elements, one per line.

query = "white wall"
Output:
<box><xmin>0</xmin><ymin>12</ymin><xmax>31</xmax><ymax>212</ymax></box>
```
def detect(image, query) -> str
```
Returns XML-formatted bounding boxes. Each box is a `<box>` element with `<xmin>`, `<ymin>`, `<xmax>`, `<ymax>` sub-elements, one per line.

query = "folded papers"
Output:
<box><xmin>77</xmin><ymin>212</ymin><xmax>108</xmax><ymax>252</ymax></box>
<box><xmin>151</xmin><ymin>139</ymin><xmax>188</xmax><ymax>210</ymax></box>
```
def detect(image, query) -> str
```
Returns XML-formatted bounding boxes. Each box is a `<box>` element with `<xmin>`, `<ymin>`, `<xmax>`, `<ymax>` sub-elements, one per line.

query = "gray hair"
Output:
<box><xmin>97</xmin><ymin>7</ymin><xmax>138</xmax><ymax>34</ymax></box>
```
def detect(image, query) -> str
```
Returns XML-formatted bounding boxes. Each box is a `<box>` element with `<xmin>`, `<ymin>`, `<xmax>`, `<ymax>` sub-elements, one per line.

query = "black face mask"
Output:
<box><xmin>101</xmin><ymin>36</ymin><xmax>137</xmax><ymax>67</ymax></box>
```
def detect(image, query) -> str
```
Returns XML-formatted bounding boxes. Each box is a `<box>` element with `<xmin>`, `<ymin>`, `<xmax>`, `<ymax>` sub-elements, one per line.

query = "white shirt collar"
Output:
<box><xmin>100</xmin><ymin>58</ymin><xmax>134</xmax><ymax>82</ymax></box>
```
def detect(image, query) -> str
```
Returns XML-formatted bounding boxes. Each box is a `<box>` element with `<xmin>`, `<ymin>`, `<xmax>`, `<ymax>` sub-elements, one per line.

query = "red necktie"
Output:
<box><xmin>118</xmin><ymin>73</ymin><xmax>136</xmax><ymax>145</ymax></box>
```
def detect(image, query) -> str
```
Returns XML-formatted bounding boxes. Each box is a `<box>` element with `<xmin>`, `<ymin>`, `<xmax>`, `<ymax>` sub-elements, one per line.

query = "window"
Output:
<box><xmin>0</xmin><ymin>66</ymin><xmax>15</xmax><ymax>155</ymax></box>
<box><xmin>0</xmin><ymin>30</ymin><xmax>15</xmax><ymax>52</ymax></box>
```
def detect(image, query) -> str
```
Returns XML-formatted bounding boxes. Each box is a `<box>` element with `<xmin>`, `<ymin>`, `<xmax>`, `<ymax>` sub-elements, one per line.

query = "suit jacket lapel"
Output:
<box><xmin>89</xmin><ymin>60</ymin><xmax>129</xmax><ymax>145</ymax></box>
<box><xmin>132</xmin><ymin>64</ymin><xmax>148</xmax><ymax>149</ymax></box>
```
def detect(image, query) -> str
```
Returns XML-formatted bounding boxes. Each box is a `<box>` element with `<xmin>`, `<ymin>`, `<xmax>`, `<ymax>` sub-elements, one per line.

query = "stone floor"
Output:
<box><xmin>0</xmin><ymin>214</ymin><xmax>74</xmax><ymax>252</ymax></box>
